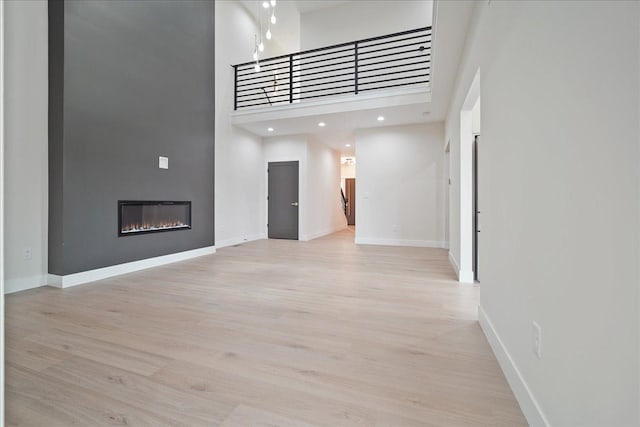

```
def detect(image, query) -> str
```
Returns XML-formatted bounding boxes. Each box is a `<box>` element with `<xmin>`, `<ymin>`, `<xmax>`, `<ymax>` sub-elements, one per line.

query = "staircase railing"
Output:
<box><xmin>340</xmin><ymin>189</ymin><xmax>347</xmax><ymax>218</ymax></box>
<box><xmin>233</xmin><ymin>27</ymin><xmax>431</xmax><ymax>110</ymax></box>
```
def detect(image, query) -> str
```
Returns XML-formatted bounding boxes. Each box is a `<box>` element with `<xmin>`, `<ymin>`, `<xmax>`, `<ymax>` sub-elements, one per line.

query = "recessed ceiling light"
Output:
<box><xmin>345</xmin><ymin>144</ymin><xmax>351</xmax><ymax>147</ymax></box>
<box><xmin>267</xmin><ymin>127</ymin><xmax>274</xmax><ymax>132</ymax></box>
<box><xmin>377</xmin><ymin>115</ymin><xmax>385</xmax><ymax>121</ymax></box>
<box><xmin>262</xmin><ymin>1</ymin><xmax>269</xmax><ymax>8</ymax></box>
<box><xmin>318</xmin><ymin>122</ymin><xmax>326</xmax><ymax>127</ymax></box>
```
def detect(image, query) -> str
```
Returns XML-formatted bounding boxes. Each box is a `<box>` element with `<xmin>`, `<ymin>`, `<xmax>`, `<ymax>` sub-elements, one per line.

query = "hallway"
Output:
<box><xmin>6</xmin><ymin>230</ymin><xmax>525</xmax><ymax>426</ymax></box>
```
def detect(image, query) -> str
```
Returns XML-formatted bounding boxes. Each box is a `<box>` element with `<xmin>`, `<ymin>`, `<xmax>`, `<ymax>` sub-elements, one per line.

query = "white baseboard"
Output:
<box><xmin>48</xmin><ymin>245</ymin><xmax>216</xmax><ymax>289</ymax></box>
<box><xmin>301</xmin><ymin>225</ymin><xmax>347</xmax><ymax>242</ymax></box>
<box><xmin>216</xmin><ymin>233</ymin><xmax>265</xmax><ymax>249</ymax></box>
<box><xmin>4</xmin><ymin>274</ymin><xmax>47</xmax><ymax>294</ymax></box>
<box><xmin>354</xmin><ymin>237</ymin><xmax>447</xmax><ymax>248</ymax></box>
<box><xmin>459</xmin><ymin>269</ymin><xmax>474</xmax><ymax>283</ymax></box>
<box><xmin>449</xmin><ymin>251</ymin><xmax>460</xmax><ymax>274</ymax></box>
<box><xmin>478</xmin><ymin>306</ymin><xmax>549</xmax><ymax>427</ymax></box>
<box><xmin>448</xmin><ymin>252</ymin><xmax>474</xmax><ymax>283</ymax></box>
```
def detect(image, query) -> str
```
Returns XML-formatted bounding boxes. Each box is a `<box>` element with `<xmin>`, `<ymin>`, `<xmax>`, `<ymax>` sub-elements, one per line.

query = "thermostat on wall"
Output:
<box><xmin>159</xmin><ymin>156</ymin><xmax>168</xmax><ymax>169</ymax></box>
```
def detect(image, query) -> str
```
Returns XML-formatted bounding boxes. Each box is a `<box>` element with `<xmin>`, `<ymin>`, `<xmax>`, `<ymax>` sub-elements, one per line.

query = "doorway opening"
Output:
<box><xmin>341</xmin><ymin>156</ymin><xmax>356</xmax><ymax>232</ymax></box>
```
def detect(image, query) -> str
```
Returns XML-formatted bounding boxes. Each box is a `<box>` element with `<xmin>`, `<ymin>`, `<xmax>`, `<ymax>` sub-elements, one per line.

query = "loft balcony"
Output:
<box><xmin>231</xmin><ymin>27</ymin><xmax>431</xmax><ymax>133</ymax></box>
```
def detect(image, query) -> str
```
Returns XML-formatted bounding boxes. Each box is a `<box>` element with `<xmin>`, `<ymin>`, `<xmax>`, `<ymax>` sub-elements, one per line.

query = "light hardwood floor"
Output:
<box><xmin>6</xmin><ymin>230</ymin><xmax>526</xmax><ymax>426</ymax></box>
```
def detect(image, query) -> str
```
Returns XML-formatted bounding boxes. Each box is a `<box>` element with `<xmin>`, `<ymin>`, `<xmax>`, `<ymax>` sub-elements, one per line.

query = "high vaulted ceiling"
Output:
<box><xmin>233</xmin><ymin>0</ymin><xmax>476</xmax><ymax>155</ymax></box>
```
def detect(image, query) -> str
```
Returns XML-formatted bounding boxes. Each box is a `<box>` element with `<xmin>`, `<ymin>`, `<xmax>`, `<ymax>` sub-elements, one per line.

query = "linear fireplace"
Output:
<box><xmin>118</xmin><ymin>201</ymin><xmax>191</xmax><ymax>236</ymax></box>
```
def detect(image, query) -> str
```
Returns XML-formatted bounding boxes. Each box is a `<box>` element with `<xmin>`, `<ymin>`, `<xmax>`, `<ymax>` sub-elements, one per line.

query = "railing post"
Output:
<box><xmin>354</xmin><ymin>41</ymin><xmax>359</xmax><ymax>95</ymax></box>
<box><xmin>233</xmin><ymin>65</ymin><xmax>238</xmax><ymax>111</ymax></box>
<box><xmin>289</xmin><ymin>54</ymin><xmax>293</xmax><ymax>104</ymax></box>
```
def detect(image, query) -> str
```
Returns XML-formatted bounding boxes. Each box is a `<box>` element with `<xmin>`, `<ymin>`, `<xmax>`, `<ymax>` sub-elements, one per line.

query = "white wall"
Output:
<box><xmin>215</xmin><ymin>1</ymin><xmax>267</xmax><ymax>248</ymax></box>
<box><xmin>4</xmin><ymin>0</ymin><xmax>48</xmax><ymax>294</ymax></box>
<box><xmin>306</xmin><ymin>138</ymin><xmax>346</xmax><ymax>240</ymax></box>
<box><xmin>446</xmin><ymin>2</ymin><xmax>640</xmax><ymax>425</ymax></box>
<box><xmin>355</xmin><ymin>123</ymin><xmax>445</xmax><ymax>247</ymax></box>
<box><xmin>300</xmin><ymin>1</ymin><xmax>432</xmax><ymax>50</ymax></box>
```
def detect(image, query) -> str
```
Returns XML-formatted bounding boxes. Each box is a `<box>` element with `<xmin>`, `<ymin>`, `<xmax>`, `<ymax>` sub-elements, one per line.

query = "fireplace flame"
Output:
<box><xmin>122</xmin><ymin>220</ymin><xmax>189</xmax><ymax>233</ymax></box>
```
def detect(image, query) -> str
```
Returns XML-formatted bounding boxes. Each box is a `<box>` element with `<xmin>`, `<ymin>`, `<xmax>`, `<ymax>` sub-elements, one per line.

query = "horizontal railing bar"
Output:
<box><xmin>295</xmin><ymin>70</ymin><xmax>356</xmax><ymax>84</ymax></box>
<box><xmin>233</xmin><ymin>26</ymin><xmax>430</xmax><ymax>67</ymax></box>
<box><xmin>297</xmin><ymin>89</ymin><xmax>357</xmax><ymax>101</ymax></box>
<box><xmin>358</xmin><ymin>73</ymin><xmax>430</xmax><ymax>86</ymax></box>
<box><xmin>236</xmin><ymin>81</ymin><xmax>290</xmax><ymax>92</ymax></box>
<box><xmin>359</xmin><ymin>60</ymin><xmax>429</xmax><ymax>75</ymax></box>
<box><xmin>358</xmin><ymin>47</ymin><xmax>429</xmax><ymax>63</ymax></box>
<box><xmin>293</xmin><ymin>76</ymin><xmax>355</xmax><ymax>90</ymax></box>
<box><xmin>237</xmin><ymin>57</ymin><xmax>291</xmax><ymax>72</ymax></box>
<box><xmin>237</xmin><ymin>100</ymin><xmax>282</xmax><ymax>108</ymax></box>
<box><xmin>238</xmin><ymin>63</ymin><xmax>430</xmax><ymax>91</ymax></box>
<box><xmin>237</xmin><ymin>38</ymin><xmax>430</xmax><ymax>75</ymax></box>
<box><xmin>236</xmin><ymin>74</ymin><xmax>291</xmax><ymax>85</ymax></box>
<box><xmin>359</xmin><ymin>32</ymin><xmax>431</xmax><ymax>50</ymax></box>
<box><xmin>359</xmin><ymin>80</ymin><xmax>429</xmax><ymax>92</ymax></box>
<box><xmin>236</xmin><ymin>83</ymin><xmax>290</xmax><ymax>94</ymax></box>
<box><xmin>237</xmin><ymin>93</ymin><xmax>291</xmax><ymax>103</ymax></box>
<box><xmin>295</xmin><ymin>46</ymin><xmax>355</xmax><ymax>62</ymax></box>
<box><xmin>358</xmin><ymin>67</ymin><xmax>430</xmax><ymax>81</ymax></box>
<box><xmin>295</xmin><ymin>63</ymin><xmax>355</xmax><ymax>77</ymax></box>
<box><xmin>296</xmin><ymin>52</ymin><xmax>355</xmax><ymax>68</ymax></box>
<box><xmin>359</xmin><ymin>40</ymin><xmax>430</xmax><ymax>57</ymax></box>
<box><xmin>237</xmin><ymin>63</ymin><xmax>294</xmax><ymax>77</ymax></box>
<box><xmin>355</xmin><ymin>26</ymin><xmax>430</xmax><ymax>45</ymax></box>
<box><xmin>359</xmin><ymin>53</ymin><xmax>430</xmax><ymax>68</ymax></box>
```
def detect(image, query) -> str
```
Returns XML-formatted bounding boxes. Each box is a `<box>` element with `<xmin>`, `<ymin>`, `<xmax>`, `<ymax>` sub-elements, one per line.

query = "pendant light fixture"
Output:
<box><xmin>252</xmin><ymin>0</ymin><xmax>281</xmax><ymax>73</ymax></box>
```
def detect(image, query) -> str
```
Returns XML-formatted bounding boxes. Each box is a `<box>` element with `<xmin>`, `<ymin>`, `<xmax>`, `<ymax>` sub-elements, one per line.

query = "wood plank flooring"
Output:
<box><xmin>5</xmin><ymin>229</ymin><xmax>526</xmax><ymax>426</ymax></box>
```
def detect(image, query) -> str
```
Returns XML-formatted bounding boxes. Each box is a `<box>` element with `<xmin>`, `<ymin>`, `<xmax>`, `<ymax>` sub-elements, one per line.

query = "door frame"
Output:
<box><xmin>264</xmin><ymin>158</ymin><xmax>304</xmax><ymax>240</ymax></box>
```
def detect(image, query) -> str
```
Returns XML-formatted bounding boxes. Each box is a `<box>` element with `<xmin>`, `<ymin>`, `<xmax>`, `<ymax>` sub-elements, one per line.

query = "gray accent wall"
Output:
<box><xmin>48</xmin><ymin>0</ymin><xmax>215</xmax><ymax>275</ymax></box>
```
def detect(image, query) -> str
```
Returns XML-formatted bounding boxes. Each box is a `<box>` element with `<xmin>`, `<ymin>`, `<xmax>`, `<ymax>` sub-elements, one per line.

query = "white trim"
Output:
<box><xmin>449</xmin><ymin>251</ymin><xmax>460</xmax><ymax>274</ymax></box>
<box><xmin>355</xmin><ymin>237</ymin><xmax>447</xmax><ymax>248</ymax></box>
<box><xmin>458</xmin><ymin>269</ymin><xmax>474</xmax><ymax>283</ymax></box>
<box><xmin>448</xmin><ymin>251</ymin><xmax>474</xmax><ymax>283</ymax></box>
<box><xmin>478</xmin><ymin>306</ymin><xmax>550</xmax><ymax>427</ymax></box>
<box><xmin>216</xmin><ymin>233</ymin><xmax>265</xmax><ymax>249</ymax></box>
<box><xmin>4</xmin><ymin>275</ymin><xmax>46</xmax><ymax>294</ymax></box>
<box><xmin>47</xmin><ymin>245</ymin><xmax>216</xmax><ymax>289</ymax></box>
<box><xmin>300</xmin><ymin>225</ymin><xmax>347</xmax><ymax>242</ymax></box>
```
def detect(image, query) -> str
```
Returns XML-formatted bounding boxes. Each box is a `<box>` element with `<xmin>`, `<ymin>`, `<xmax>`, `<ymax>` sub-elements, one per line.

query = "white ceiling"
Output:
<box><xmin>289</xmin><ymin>0</ymin><xmax>351</xmax><ymax>14</ymax></box>
<box><xmin>232</xmin><ymin>0</ymin><xmax>475</xmax><ymax>156</ymax></box>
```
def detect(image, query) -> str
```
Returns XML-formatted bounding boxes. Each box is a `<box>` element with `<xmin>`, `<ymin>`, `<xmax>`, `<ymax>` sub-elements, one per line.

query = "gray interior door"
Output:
<box><xmin>268</xmin><ymin>161</ymin><xmax>299</xmax><ymax>240</ymax></box>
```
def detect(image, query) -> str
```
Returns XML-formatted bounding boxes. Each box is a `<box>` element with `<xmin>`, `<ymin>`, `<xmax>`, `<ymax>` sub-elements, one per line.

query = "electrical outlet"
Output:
<box><xmin>23</xmin><ymin>247</ymin><xmax>32</xmax><ymax>260</ymax></box>
<box><xmin>532</xmin><ymin>321</ymin><xmax>542</xmax><ymax>359</ymax></box>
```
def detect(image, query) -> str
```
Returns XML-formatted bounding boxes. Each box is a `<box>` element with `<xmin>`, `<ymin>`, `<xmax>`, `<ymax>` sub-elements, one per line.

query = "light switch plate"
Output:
<box><xmin>159</xmin><ymin>156</ymin><xmax>168</xmax><ymax>169</ymax></box>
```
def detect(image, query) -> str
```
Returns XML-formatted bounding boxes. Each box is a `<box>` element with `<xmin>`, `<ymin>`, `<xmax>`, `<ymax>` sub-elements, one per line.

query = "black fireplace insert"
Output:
<box><xmin>118</xmin><ymin>201</ymin><xmax>191</xmax><ymax>236</ymax></box>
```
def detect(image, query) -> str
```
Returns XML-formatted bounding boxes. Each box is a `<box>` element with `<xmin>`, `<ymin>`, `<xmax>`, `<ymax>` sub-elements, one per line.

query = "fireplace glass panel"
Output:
<box><xmin>119</xmin><ymin>201</ymin><xmax>191</xmax><ymax>236</ymax></box>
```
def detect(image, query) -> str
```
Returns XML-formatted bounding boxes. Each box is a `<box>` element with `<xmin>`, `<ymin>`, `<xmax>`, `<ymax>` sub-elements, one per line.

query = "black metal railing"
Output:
<box><xmin>340</xmin><ymin>189</ymin><xmax>347</xmax><ymax>218</ymax></box>
<box><xmin>233</xmin><ymin>27</ymin><xmax>431</xmax><ymax>110</ymax></box>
